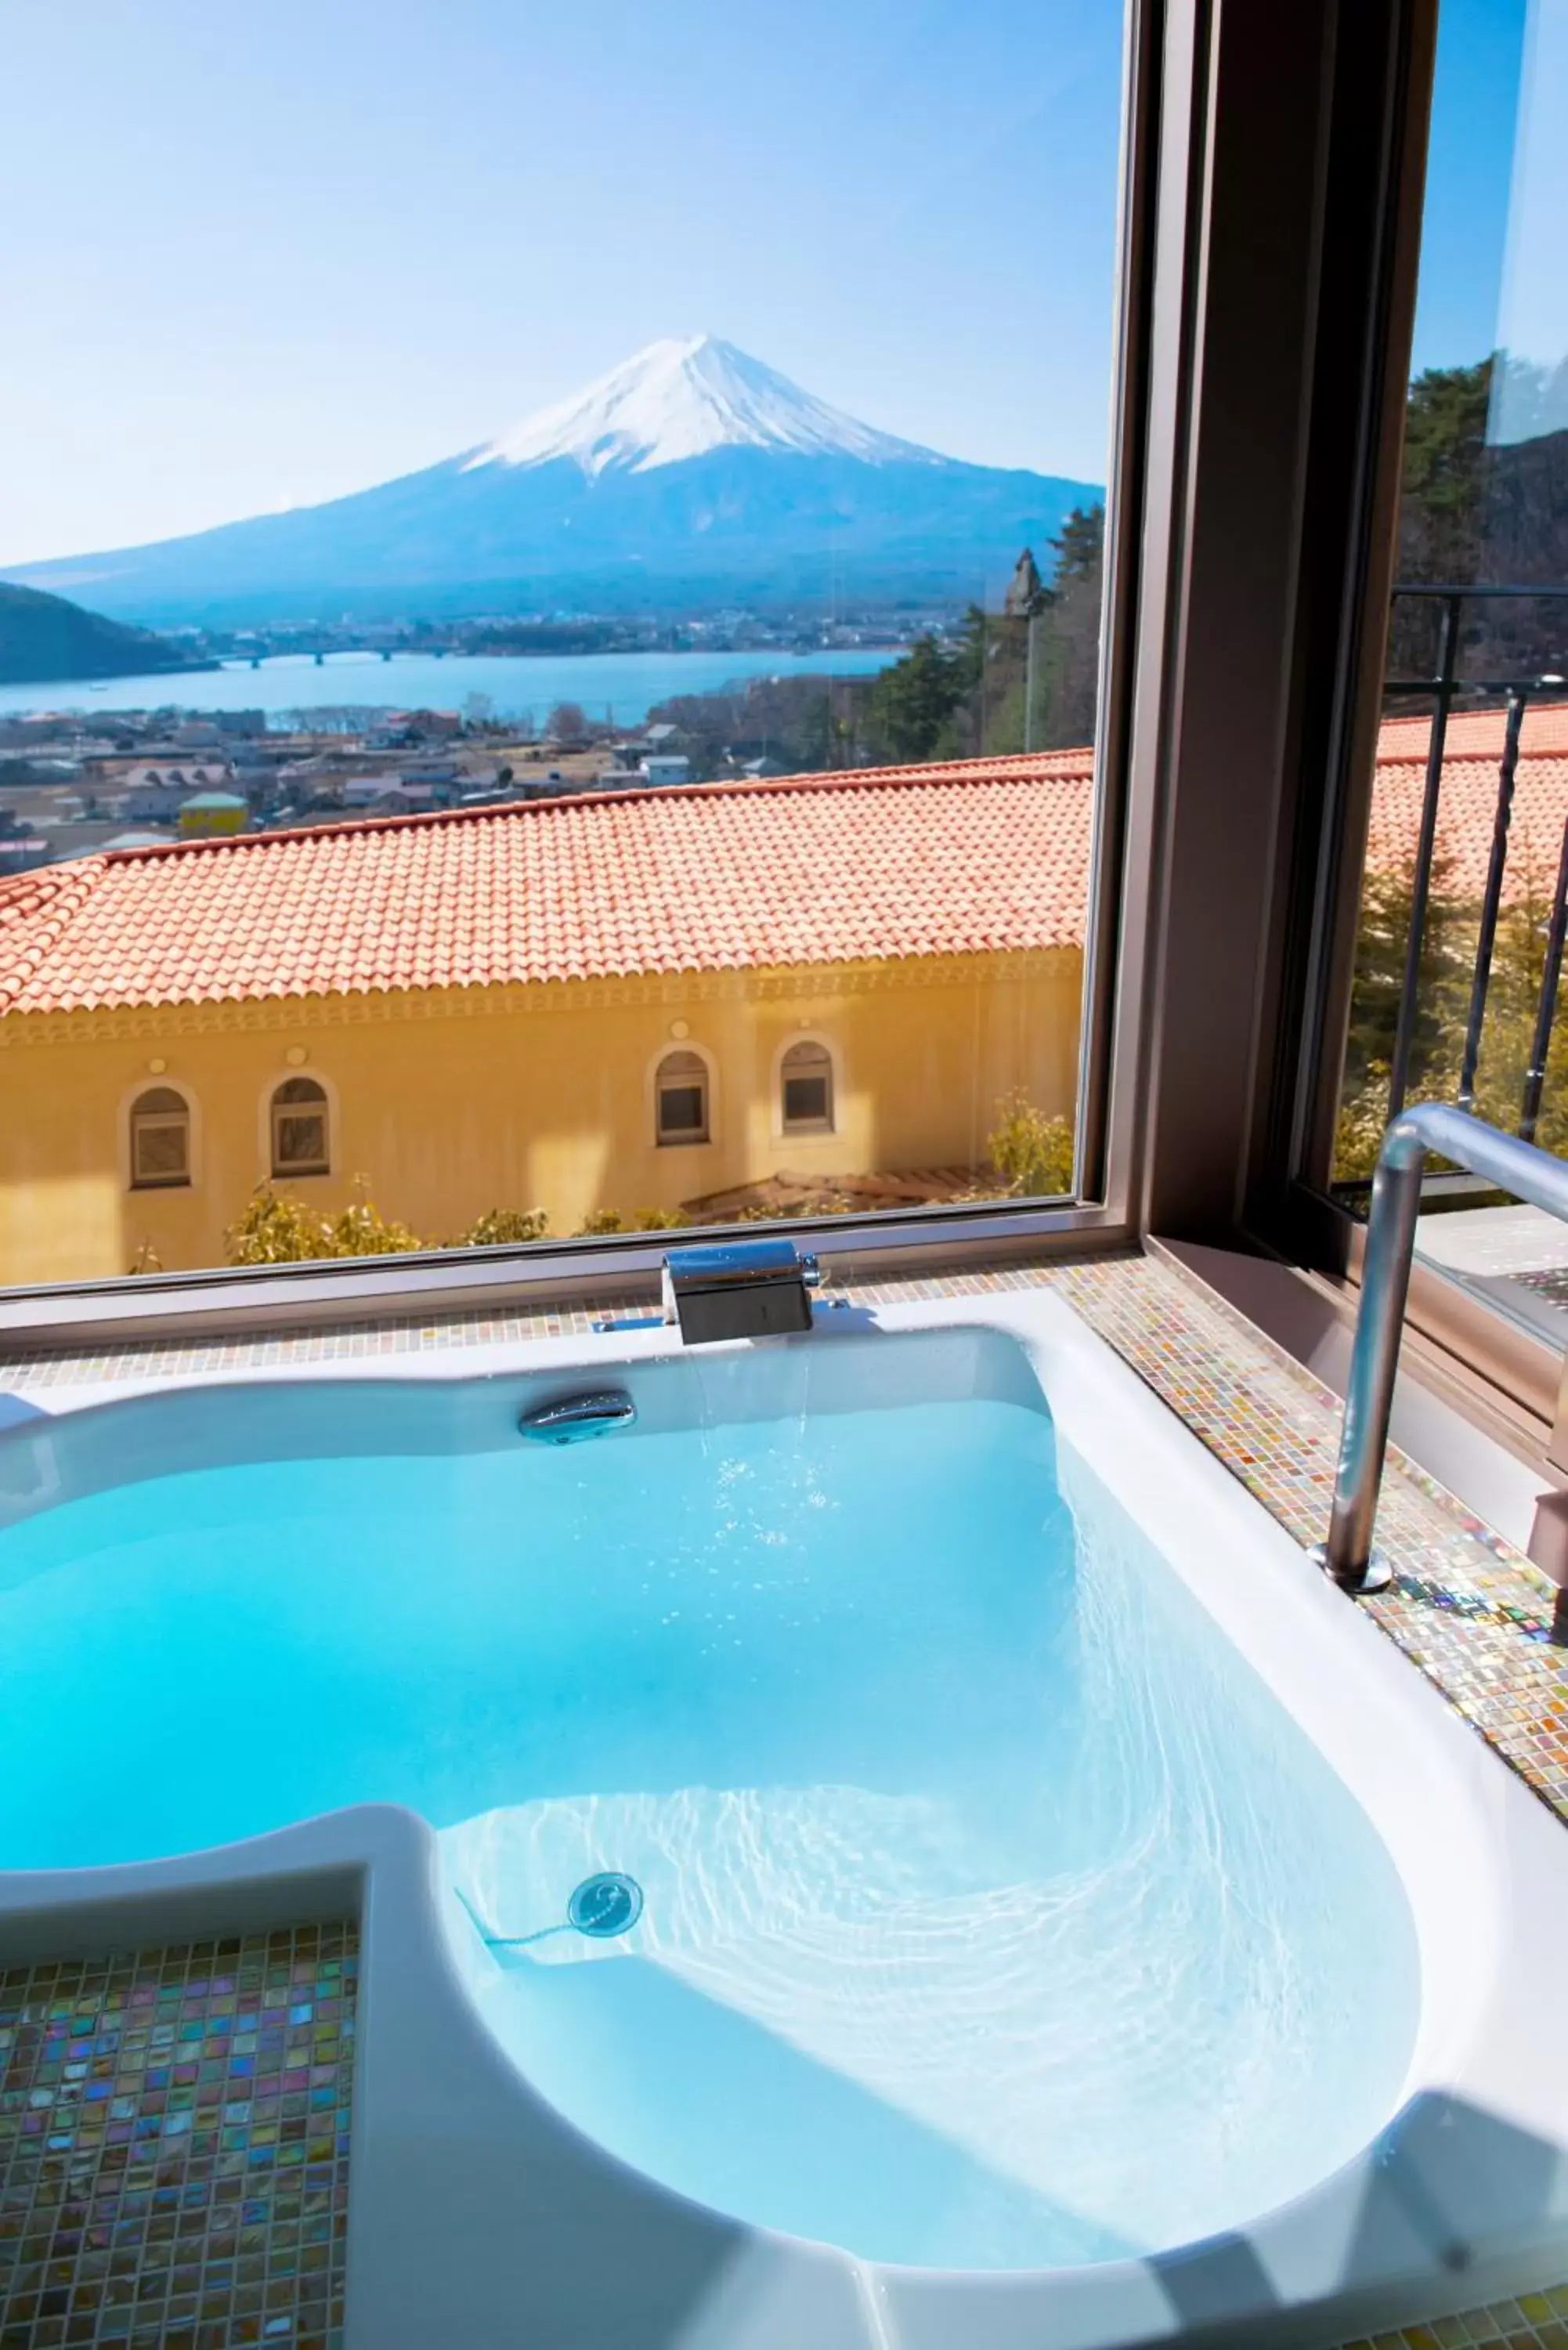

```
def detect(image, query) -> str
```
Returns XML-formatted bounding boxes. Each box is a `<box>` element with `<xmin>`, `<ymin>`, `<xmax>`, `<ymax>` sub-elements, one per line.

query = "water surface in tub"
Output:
<box><xmin>0</xmin><ymin>1342</ymin><xmax>1418</xmax><ymax>2268</ymax></box>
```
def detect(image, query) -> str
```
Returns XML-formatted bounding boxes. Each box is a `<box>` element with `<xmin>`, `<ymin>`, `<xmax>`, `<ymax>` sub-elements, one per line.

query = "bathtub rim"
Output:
<box><xmin>2</xmin><ymin>1285</ymin><xmax>1566</xmax><ymax>2349</ymax></box>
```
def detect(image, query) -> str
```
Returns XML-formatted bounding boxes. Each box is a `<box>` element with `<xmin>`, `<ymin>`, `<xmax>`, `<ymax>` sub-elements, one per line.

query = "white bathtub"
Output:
<box><xmin>2</xmin><ymin>1285</ymin><xmax>1567</xmax><ymax>2350</ymax></box>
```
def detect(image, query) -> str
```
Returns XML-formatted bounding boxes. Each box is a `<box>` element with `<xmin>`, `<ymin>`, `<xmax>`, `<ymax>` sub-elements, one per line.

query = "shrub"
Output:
<box><xmin>459</xmin><ymin>1207</ymin><xmax>549</xmax><ymax>1247</ymax></box>
<box><xmin>987</xmin><ymin>1094</ymin><xmax>1075</xmax><ymax>1198</ymax></box>
<box><xmin>226</xmin><ymin>1178</ymin><xmax>422</xmax><ymax>1264</ymax></box>
<box><xmin>575</xmin><ymin>1206</ymin><xmax>691</xmax><ymax>1237</ymax></box>
<box><xmin>328</xmin><ymin>1180</ymin><xmax>424</xmax><ymax>1257</ymax></box>
<box><xmin>225</xmin><ymin>1184</ymin><xmax>335</xmax><ymax>1264</ymax></box>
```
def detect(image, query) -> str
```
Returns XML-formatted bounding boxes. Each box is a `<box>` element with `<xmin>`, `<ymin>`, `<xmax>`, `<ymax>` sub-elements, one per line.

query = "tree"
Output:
<box><xmin>1028</xmin><ymin>505</ymin><xmax>1104</xmax><ymax>751</ymax></box>
<box><xmin>1396</xmin><ymin>360</ymin><xmax>1492</xmax><ymax>587</ymax></box>
<box><xmin>547</xmin><ymin>700</ymin><xmax>588</xmax><ymax>743</ymax></box>
<box><xmin>862</xmin><ymin>633</ymin><xmax>975</xmax><ymax>765</ymax></box>
<box><xmin>1332</xmin><ymin>842</ymin><xmax>1568</xmax><ymax>1180</ymax></box>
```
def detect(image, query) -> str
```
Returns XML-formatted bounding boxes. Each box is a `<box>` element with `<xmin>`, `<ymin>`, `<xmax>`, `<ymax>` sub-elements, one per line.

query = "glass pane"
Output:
<box><xmin>274</xmin><ymin>1115</ymin><xmax>327</xmax><ymax>1173</ymax></box>
<box><xmin>0</xmin><ymin>1</ymin><xmax>1127</xmax><ymax>1281</ymax></box>
<box><xmin>783</xmin><ymin>1076</ymin><xmax>832</xmax><ymax>1129</ymax></box>
<box><xmin>132</xmin><ymin>1121</ymin><xmax>188</xmax><ymax>1185</ymax></box>
<box><xmin>1328</xmin><ymin>0</ymin><xmax>1568</xmax><ymax>1349</ymax></box>
<box><xmin>658</xmin><ymin>1088</ymin><xmax>707</xmax><ymax>1143</ymax></box>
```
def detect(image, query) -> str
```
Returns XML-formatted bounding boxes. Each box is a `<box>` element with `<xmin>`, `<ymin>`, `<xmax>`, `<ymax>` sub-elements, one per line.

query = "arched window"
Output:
<box><xmin>655</xmin><ymin>1050</ymin><xmax>709</xmax><ymax>1146</ymax></box>
<box><xmin>128</xmin><ymin>1086</ymin><xmax>191</xmax><ymax>1189</ymax></box>
<box><xmin>271</xmin><ymin>1076</ymin><xmax>330</xmax><ymax>1177</ymax></box>
<box><xmin>780</xmin><ymin>1039</ymin><xmax>834</xmax><ymax>1134</ymax></box>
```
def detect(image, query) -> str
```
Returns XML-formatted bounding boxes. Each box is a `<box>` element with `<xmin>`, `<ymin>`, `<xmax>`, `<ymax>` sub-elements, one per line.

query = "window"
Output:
<box><xmin>780</xmin><ymin>1039</ymin><xmax>834</xmax><ymax>1135</ymax></box>
<box><xmin>655</xmin><ymin>1051</ymin><xmax>710</xmax><ymax>1147</ymax></box>
<box><xmin>1302</xmin><ymin>0</ymin><xmax>1568</xmax><ymax>1367</ymax></box>
<box><xmin>270</xmin><ymin>1077</ymin><xmax>330</xmax><ymax>1177</ymax></box>
<box><xmin>0</xmin><ymin>0</ymin><xmax>1134</xmax><ymax>1293</ymax></box>
<box><xmin>128</xmin><ymin>1087</ymin><xmax>190</xmax><ymax>1190</ymax></box>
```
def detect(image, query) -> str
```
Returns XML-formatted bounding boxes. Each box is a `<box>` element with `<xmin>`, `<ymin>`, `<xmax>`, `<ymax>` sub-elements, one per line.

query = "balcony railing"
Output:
<box><xmin>1380</xmin><ymin>584</ymin><xmax>1568</xmax><ymax>1144</ymax></box>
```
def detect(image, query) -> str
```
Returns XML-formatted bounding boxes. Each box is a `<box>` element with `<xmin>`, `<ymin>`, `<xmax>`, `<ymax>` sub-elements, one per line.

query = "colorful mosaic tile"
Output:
<box><xmin>0</xmin><ymin>1923</ymin><xmax>355</xmax><ymax>2350</ymax></box>
<box><xmin>1331</xmin><ymin>2279</ymin><xmax>1568</xmax><ymax>2347</ymax></box>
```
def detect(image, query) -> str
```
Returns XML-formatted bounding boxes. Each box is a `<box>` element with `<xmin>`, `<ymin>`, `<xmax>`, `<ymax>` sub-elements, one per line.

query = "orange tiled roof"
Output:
<box><xmin>0</xmin><ymin>750</ymin><xmax>1095</xmax><ymax>1018</ymax></box>
<box><xmin>5</xmin><ymin>712</ymin><xmax>1566</xmax><ymax>1021</ymax></box>
<box><xmin>1367</xmin><ymin>702</ymin><xmax>1568</xmax><ymax>902</ymax></box>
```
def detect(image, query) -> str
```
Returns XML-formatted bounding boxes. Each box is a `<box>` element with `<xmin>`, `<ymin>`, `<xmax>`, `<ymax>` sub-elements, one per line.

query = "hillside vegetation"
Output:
<box><xmin>0</xmin><ymin>581</ymin><xmax>201</xmax><ymax>687</ymax></box>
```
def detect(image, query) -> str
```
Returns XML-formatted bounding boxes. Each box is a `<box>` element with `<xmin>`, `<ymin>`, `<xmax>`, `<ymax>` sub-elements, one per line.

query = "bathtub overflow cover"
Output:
<box><xmin>566</xmin><ymin>1873</ymin><xmax>644</xmax><ymax>1939</ymax></box>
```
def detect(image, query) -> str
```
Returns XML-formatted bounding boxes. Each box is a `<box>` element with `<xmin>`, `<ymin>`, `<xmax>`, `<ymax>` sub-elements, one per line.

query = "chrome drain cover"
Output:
<box><xmin>566</xmin><ymin>1872</ymin><xmax>644</xmax><ymax>1939</ymax></box>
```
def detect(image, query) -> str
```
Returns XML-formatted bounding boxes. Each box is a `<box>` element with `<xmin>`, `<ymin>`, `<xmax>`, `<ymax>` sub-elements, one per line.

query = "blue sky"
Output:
<box><xmin>0</xmin><ymin>0</ymin><xmax>1125</xmax><ymax>563</ymax></box>
<box><xmin>0</xmin><ymin>0</ymin><xmax>1555</xmax><ymax>566</ymax></box>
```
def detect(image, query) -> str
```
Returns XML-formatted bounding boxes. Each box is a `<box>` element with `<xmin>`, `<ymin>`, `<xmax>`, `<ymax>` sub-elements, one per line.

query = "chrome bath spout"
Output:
<box><xmin>518</xmin><ymin>1389</ymin><xmax>637</xmax><ymax>1443</ymax></box>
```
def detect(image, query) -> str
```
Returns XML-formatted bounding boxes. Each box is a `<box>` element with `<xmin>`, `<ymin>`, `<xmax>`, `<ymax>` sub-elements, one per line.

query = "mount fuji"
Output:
<box><xmin>2</xmin><ymin>337</ymin><xmax>1102</xmax><ymax>626</ymax></box>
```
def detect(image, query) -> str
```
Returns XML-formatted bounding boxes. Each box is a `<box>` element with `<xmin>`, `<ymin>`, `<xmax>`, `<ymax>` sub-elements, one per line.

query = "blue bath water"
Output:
<box><xmin>0</xmin><ymin>1354</ymin><xmax>1418</xmax><ymax>2269</ymax></box>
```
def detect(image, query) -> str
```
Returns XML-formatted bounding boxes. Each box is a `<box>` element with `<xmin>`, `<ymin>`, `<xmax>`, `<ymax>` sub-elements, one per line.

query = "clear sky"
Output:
<box><xmin>0</xmin><ymin>0</ymin><xmax>1555</xmax><ymax>568</ymax></box>
<box><xmin>0</xmin><ymin>0</ymin><xmax>1126</xmax><ymax>565</ymax></box>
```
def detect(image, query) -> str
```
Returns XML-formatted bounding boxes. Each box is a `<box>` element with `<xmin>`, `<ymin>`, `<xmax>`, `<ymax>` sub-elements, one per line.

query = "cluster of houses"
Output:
<box><xmin>0</xmin><ymin>707</ymin><xmax>706</xmax><ymax>874</ymax></box>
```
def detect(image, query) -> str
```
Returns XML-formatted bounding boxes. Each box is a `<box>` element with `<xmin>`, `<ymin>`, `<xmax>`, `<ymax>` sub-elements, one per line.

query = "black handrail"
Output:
<box><xmin>1379</xmin><ymin>583</ymin><xmax>1568</xmax><ymax>1130</ymax></box>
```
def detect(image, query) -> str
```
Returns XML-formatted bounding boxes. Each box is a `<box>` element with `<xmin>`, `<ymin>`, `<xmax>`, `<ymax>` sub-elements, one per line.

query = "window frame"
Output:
<box><xmin>2</xmin><ymin>0</ymin><xmax>1342</xmax><ymax>1353</ymax></box>
<box><xmin>126</xmin><ymin>1083</ymin><xmax>194</xmax><ymax>1193</ymax></box>
<box><xmin>1230</xmin><ymin>2</ymin><xmax>1568</xmax><ymax>1437</ymax></box>
<box><xmin>268</xmin><ymin>1075</ymin><xmax>332</xmax><ymax>1181</ymax></box>
<box><xmin>775</xmin><ymin>1036</ymin><xmax>836</xmax><ymax>1139</ymax></box>
<box><xmin>651</xmin><ymin>1046</ymin><xmax>713</xmax><ymax>1149</ymax></box>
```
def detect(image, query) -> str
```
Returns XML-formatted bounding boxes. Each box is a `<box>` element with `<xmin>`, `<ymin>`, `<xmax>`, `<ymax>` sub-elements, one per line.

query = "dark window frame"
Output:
<box><xmin>1</xmin><ymin>0</ymin><xmax>1419</xmax><ymax>1354</ymax></box>
<box><xmin>779</xmin><ymin>1040</ymin><xmax>835</xmax><ymax>1137</ymax></box>
<box><xmin>128</xmin><ymin>1086</ymin><xmax>193</xmax><ymax>1192</ymax></box>
<box><xmin>654</xmin><ymin>1050</ymin><xmax>711</xmax><ymax>1148</ymax></box>
<box><xmin>269</xmin><ymin>1076</ymin><xmax>331</xmax><ymax>1180</ymax></box>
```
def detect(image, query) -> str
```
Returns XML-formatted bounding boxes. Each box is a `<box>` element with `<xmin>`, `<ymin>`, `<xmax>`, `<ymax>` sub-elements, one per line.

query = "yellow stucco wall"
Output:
<box><xmin>0</xmin><ymin>949</ymin><xmax>1082</xmax><ymax>1283</ymax></box>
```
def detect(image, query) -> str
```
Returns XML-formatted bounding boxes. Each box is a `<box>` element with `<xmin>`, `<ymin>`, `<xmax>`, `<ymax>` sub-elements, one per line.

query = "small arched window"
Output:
<box><xmin>780</xmin><ymin>1039</ymin><xmax>834</xmax><ymax>1134</ymax></box>
<box><xmin>655</xmin><ymin>1050</ymin><xmax>709</xmax><ymax>1146</ymax></box>
<box><xmin>271</xmin><ymin>1076</ymin><xmax>330</xmax><ymax>1177</ymax></box>
<box><xmin>129</xmin><ymin>1086</ymin><xmax>191</xmax><ymax>1190</ymax></box>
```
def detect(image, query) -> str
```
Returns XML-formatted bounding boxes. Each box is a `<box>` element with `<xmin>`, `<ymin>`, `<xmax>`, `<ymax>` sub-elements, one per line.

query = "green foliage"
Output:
<box><xmin>575</xmin><ymin>1206</ymin><xmax>691</xmax><ymax>1236</ymax></box>
<box><xmin>225</xmin><ymin>1183</ymin><xmax>549</xmax><ymax>1263</ymax></box>
<box><xmin>0</xmin><ymin>580</ymin><xmax>197</xmax><ymax>689</ymax></box>
<box><xmin>861</xmin><ymin>634</ymin><xmax>976</xmax><ymax>764</ymax></box>
<box><xmin>459</xmin><ymin>1206</ymin><xmax>549</xmax><ymax>1246</ymax></box>
<box><xmin>225</xmin><ymin>1184</ymin><xmax>338</xmax><ymax>1264</ymax></box>
<box><xmin>329</xmin><ymin>1182</ymin><xmax>424</xmax><ymax>1257</ymax></box>
<box><xmin>986</xmin><ymin>1094</ymin><xmax>1075</xmax><ymax>1198</ymax></box>
<box><xmin>1397</xmin><ymin>361</ymin><xmax>1492</xmax><ymax>578</ymax></box>
<box><xmin>1334</xmin><ymin>844</ymin><xmax>1568</xmax><ymax>1180</ymax></box>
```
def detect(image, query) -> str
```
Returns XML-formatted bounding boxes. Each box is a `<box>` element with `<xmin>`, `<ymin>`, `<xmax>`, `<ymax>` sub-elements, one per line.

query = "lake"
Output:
<box><xmin>0</xmin><ymin>647</ymin><xmax>898</xmax><ymax>728</ymax></box>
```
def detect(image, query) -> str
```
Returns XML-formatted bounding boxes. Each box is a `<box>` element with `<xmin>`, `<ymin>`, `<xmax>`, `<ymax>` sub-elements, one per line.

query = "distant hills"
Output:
<box><xmin>0</xmin><ymin>582</ymin><xmax>204</xmax><ymax>689</ymax></box>
<box><xmin>0</xmin><ymin>337</ymin><xmax>1104</xmax><ymax>628</ymax></box>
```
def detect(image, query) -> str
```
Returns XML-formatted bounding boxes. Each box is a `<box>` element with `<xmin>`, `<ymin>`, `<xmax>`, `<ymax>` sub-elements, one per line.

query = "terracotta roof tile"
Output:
<box><xmin>0</xmin><ymin>752</ymin><xmax>1097</xmax><ymax>1018</ymax></box>
<box><xmin>1367</xmin><ymin>702</ymin><xmax>1568</xmax><ymax>903</ymax></box>
<box><xmin>5</xmin><ymin>713</ymin><xmax>1563</xmax><ymax>1023</ymax></box>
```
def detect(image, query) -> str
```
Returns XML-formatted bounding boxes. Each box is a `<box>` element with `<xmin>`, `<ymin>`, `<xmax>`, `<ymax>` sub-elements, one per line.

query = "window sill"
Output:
<box><xmin>0</xmin><ymin>1195</ymin><xmax>1119</xmax><ymax>1351</ymax></box>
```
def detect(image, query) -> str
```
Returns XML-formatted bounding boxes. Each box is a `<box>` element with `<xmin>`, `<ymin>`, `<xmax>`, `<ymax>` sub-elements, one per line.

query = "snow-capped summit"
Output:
<box><xmin>466</xmin><ymin>334</ymin><xmax>944</xmax><ymax>479</ymax></box>
<box><xmin>4</xmin><ymin>334</ymin><xmax>1103</xmax><ymax>622</ymax></box>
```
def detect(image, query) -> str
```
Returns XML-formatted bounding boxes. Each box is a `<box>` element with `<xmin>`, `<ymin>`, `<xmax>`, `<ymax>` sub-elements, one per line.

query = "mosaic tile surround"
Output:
<box><xmin>2</xmin><ymin>1247</ymin><xmax>1568</xmax><ymax>2349</ymax></box>
<box><xmin>0</xmin><ymin>1925</ymin><xmax>355</xmax><ymax>2350</ymax></box>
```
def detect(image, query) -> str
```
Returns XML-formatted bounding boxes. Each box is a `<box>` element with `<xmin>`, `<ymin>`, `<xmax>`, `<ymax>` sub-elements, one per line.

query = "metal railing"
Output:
<box><xmin>1321</xmin><ymin>1102</ymin><xmax>1568</xmax><ymax>1589</ymax></box>
<box><xmin>1382</xmin><ymin>584</ymin><xmax>1568</xmax><ymax>1133</ymax></box>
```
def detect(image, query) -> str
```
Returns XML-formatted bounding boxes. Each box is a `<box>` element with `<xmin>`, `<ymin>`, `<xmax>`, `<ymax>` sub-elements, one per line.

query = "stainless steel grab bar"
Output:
<box><xmin>1321</xmin><ymin>1101</ymin><xmax>1568</xmax><ymax>1590</ymax></box>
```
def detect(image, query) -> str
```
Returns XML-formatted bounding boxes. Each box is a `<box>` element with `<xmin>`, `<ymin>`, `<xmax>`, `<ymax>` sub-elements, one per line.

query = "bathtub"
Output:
<box><xmin>2</xmin><ymin>1285</ymin><xmax>1567</xmax><ymax>2349</ymax></box>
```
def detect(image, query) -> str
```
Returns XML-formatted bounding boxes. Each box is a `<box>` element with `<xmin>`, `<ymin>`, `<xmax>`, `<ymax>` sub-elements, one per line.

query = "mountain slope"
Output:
<box><xmin>0</xmin><ymin>582</ymin><xmax>202</xmax><ymax>687</ymax></box>
<box><xmin>2</xmin><ymin>337</ymin><xmax>1103</xmax><ymax>627</ymax></box>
